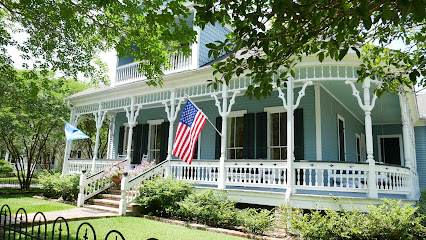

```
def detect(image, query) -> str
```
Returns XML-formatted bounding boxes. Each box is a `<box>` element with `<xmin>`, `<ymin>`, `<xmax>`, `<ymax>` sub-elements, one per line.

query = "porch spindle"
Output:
<box><xmin>162</xmin><ymin>90</ymin><xmax>184</xmax><ymax>177</ymax></box>
<box><xmin>124</xmin><ymin>97</ymin><xmax>142</xmax><ymax>169</ymax></box>
<box><xmin>211</xmin><ymin>84</ymin><xmax>240</xmax><ymax>189</ymax></box>
<box><xmin>399</xmin><ymin>94</ymin><xmax>416</xmax><ymax>199</ymax></box>
<box><xmin>91</xmin><ymin>103</ymin><xmax>107</xmax><ymax>172</ymax></box>
<box><xmin>346</xmin><ymin>78</ymin><xmax>378</xmax><ymax>198</ymax></box>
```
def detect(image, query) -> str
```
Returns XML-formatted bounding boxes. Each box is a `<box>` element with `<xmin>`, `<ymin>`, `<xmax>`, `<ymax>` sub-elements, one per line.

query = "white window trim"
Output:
<box><xmin>337</xmin><ymin>114</ymin><xmax>346</xmax><ymax>161</ymax></box>
<box><xmin>147</xmin><ymin>119</ymin><xmax>164</xmax><ymax>125</ymax></box>
<box><xmin>377</xmin><ymin>134</ymin><xmax>404</xmax><ymax>165</ymax></box>
<box><xmin>265</xmin><ymin>106</ymin><xmax>288</xmax><ymax>160</ymax></box>
<box><xmin>355</xmin><ymin>133</ymin><xmax>361</xmax><ymax>162</ymax></box>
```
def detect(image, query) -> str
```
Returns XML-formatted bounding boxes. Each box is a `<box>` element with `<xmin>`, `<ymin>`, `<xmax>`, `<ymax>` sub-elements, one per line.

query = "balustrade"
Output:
<box><xmin>67</xmin><ymin>159</ymin><xmax>121</xmax><ymax>174</ymax></box>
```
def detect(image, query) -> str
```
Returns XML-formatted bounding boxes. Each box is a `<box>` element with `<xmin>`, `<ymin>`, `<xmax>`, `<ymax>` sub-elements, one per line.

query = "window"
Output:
<box><xmin>148</xmin><ymin>120</ymin><xmax>163</xmax><ymax>162</ymax></box>
<box><xmin>337</xmin><ymin>115</ymin><xmax>345</xmax><ymax>161</ymax></box>
<box><xmin>265</xmin><ymin>106</ymin><xmax>288</xmax><ymax>160</ymax></box>
<box><xmin>378</xmin><ymin>135</ymin><xmax>403</xmax><ymax>165</ymax></box>
<box><xmin>227</xmin><ymin>111</ymin><xmax>246</xmax><ymax>159</ymax></box>
<box><xmin>356</xmin><ymin>134</ymin><xmax>361</xmax><ymax>162</ymax></box>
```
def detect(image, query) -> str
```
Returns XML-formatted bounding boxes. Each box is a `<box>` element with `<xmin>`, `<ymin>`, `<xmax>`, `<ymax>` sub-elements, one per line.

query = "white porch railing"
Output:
<box><xmin>115</xmin><ymin>51</ymin><xmax>192</xmax><ymax>85</ymax></box>
<box><xmin>68</xmin><ymin>159</ymin><xmax>122</xmax><ymax>174</ymax></box>
<box><xmin>170</xmin><ymin>160</ymin><xmax>412</xmax><ymax>196</ymax></box>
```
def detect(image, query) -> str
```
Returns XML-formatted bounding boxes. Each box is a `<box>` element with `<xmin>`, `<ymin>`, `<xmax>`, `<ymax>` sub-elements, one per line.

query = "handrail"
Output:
<box><xmin>118</xmin><ymin>160</ymin><xmax>169</xmax><ymax>215</ymax></box>
<box><xmin>76</xmin><ymin>159</ymin><xmax>128</xmax><ymax>207</ymax></box>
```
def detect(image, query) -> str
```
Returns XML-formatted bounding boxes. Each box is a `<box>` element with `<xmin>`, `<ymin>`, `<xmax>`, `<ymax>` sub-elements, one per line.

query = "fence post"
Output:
<box><xmin>77</xmin><ymin>172</ymin><xmax>86</xmax><ymax>207</ymax></box>
<box><xmin>118</xmin><ymin>175</ymin><xmax>128</xmax><ymax>216</ymax></box>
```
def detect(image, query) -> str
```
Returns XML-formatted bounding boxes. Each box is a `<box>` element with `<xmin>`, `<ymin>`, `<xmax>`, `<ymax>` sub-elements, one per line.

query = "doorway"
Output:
<box><xmin>378</xmin><ymin>135</ymin><xmax>403</xmax><ymax>165</ymax></box>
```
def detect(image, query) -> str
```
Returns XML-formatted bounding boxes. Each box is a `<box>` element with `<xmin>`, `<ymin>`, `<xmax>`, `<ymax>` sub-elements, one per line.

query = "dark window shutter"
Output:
<box><xmin>141</xmin><ymin>124</ymin><xmax>149</xmax><ymax>158</ymax></box>
<box><xmin>243</xmin><ymin>113</ymin><xmax>255</xmax><ymax>159</ymax></box>
<box><xmin>294</xmin><ymin>109</ymin><xmax>304</xmax><ymax>160</ymax></box>
<box><xmin>338</xmin><ymin>118</ymin><xmax>345</xmax><ymax>161</ymax></box>
<box><xmin>256</xmin><ymin>112</ymin><xmax>267</xmax><ymax>159</ymax></box>
<box><xmin>132</xmin><ymin>124</ymin><xmax>143</xmax><ymax>164</ymax></box>
<box><xmin>118</xmin><ymin>126</ymin><xmax>125</xmax><ymax>155</ymax></box>
<box><xmin>215</xmin><ymin>116</ymin><xmax>222</xmax><ymax>159</ymax></box>
<box><xmin>159</xmin><ymin>122</ymin><xmax>170</xmax><ymax>163</ymax></box>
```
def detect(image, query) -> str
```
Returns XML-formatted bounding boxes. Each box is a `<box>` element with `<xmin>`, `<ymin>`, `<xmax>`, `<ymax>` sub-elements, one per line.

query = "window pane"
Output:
<box><xmin>236</xmin><ymin>116</ymin><xmax>244</xmax><ymax>147</ymax></box>
<box><xmin>228</xmin><ymin>118</ymin><xmax>235</xmax><ymax>148</ymax></box>
<box><xmin>150</xmin><ymin>126</ymin><xmax>155</xmax><ymax>150</ymax></box>
<box><xmin>156</xmin><ymin>125</ymin><xmax>161</xmax><ymax>149</ymax></box>
<box><xmin>229</xmin><ymin>149</ymin><xmax>236</xmax><ymax>159</ymax></box>
<box><xmin>236</xmin><ymin>149</ymin><xmax>244</xmax><ymax>159</ymax></box>
<box><xmin>280</xmin><ymin>113</ymin><xmax>287</xmax><ymax>146</ymax></box>
<box><xmin>272</xmin><ymin>148</ymin><xmax>280</xmax><ymax>160</ymax></box>
<box><xmin>281</xmin><ymin>147</ymin><xmax>287</xmax><ymax>160</ymax></box>
<box><xmin>271</xmin><ymin>113</ymin><xmax>279</xmax><ymax>146</ymax></box>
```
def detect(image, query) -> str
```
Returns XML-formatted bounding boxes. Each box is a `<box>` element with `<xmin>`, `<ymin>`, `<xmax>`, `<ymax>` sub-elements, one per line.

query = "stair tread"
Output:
<box><xmin>83</xmin><ymin>204</ymin><xmax>119</xmax><ymax>214</ymax></box>
<box><xmin>98</xmin><ymin>194</ymin><xmax>121</xmax><ymax>199</ymax></box>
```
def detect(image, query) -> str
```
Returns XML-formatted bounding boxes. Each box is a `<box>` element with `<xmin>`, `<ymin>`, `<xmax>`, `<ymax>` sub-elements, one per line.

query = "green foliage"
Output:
<box><xmin>0</xmin><ymin>0</ymin><xmax>196</xmax><ymax>85</ymax></box>
<box><xmin>38</xmin><ymin>170</ymin><xmax>80</xmax><ymax>202</ymax></box>
<box><xmin>177</xmin><ymin>189</ymin><xmax>238</xmax><ymax>228</ymax></box>
<box><xmin>280</xmin><ymin>199</ymin><xmax>426</xmax><ymax>240</ymax></box>
<box><xmin>236</xmin><ymin>208</ymin><xmax>275</xmax><ymax>235</ymax></box>
<box><xmin>0</xmin><ymin>159</ymin><xmax>14</xmax><ymax>177</ymax></box>
<box><xmin>192</xmin><ymin>0</ymin><xmax>426</xmax><ymax>98</ymax></box>
<box><xmin>418</xmin><ymin>189</ymin><xmax>426</xmax><ymax>226</ymax></box>
<box><xmin>136</xmin><ymin>176</ymin><xmax>193</xmax><ymax>217</ymax></box>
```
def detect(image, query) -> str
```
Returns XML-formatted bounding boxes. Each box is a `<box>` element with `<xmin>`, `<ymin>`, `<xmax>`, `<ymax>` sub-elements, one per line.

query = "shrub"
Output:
<box><xmin>417</xmin><ymin>189</ymin><xmax>426</xmax><ymax>226</ymax></box>
<box><xmin>38</xmin><ymin>170</ymin><xmax>80</xmax><ymax>202</ymax></box>
<box><xmin>279</xmin><ymin>199</ymin><xmax>426</xmax><ymax>240</ymax></box>
<box><xmin>136</xmin><ymin>176</ymin><xmax>192</xmax><ymax>217</ymax></box>
<box><xmin>0</xmin><ymin>159</ymin><xmax>15</xmax><ymax>177</ymax></box>
<box><xmin>236</xmin><ymin>208</ymin><xmax>275</xmax><ymax>234</ymax></box>
<box><xmin>177</xmin><ymin>189</ymin><xmax>238</xmax><ymax>228</ymax></box>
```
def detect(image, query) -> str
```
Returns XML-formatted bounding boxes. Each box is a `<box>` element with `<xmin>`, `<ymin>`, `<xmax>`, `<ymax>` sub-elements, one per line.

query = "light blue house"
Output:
<box><xmin>64</xmin><ymin>9</ymin><xmax>426</xmax><ymax>214</ymax></box>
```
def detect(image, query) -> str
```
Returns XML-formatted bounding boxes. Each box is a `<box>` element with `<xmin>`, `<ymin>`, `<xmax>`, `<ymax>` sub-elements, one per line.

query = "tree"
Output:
<box><xmin>0</xmin><ymin>70</ymin><xmax>88</xmax><ymax>189</ymax></box>
<box><xmin>0</xmin><ymin>0</ymin><xmax>196</xmax><ymax>85</ymax></box>
<box><xmin>71</xmin><ymin>119</ymin><xmax>109</xmax><ymax>160</ymax></box>
<box><xmin>192</xmin><ymin>0</ymin><xmax>426</xmax><ymax>98</ymax></box>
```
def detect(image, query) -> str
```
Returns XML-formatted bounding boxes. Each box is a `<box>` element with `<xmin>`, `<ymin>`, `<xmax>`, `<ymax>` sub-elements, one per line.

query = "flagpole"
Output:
<box><xmin>184</xmin><ymin>95</ymin><xmax>222</xmax><ymax>137</ymax></box>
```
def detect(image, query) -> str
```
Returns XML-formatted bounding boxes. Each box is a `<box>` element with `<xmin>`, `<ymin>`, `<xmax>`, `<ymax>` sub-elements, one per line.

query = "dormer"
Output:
<box><xmin>114</xmin><ymin>11</ymin><xmax>232</xmax><ymax>86</ymax></box>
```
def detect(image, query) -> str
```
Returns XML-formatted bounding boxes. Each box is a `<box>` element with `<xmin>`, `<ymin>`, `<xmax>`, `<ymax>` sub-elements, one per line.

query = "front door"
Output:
<box><xmin>379</xmin><ymin>136</ymin><xmax>402</xmax><ymax>165</ymax></box>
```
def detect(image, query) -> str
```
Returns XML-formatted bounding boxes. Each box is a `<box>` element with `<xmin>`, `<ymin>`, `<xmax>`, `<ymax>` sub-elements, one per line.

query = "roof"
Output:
<box><xmin>68</xmin><ymin>84</ymin><xmax>112</xmax><ymax>99</ymax></box>
<box><xmin>417</xmin><ymin>93</ymin><xmax>426</xmax><ymax>117</ymax></box>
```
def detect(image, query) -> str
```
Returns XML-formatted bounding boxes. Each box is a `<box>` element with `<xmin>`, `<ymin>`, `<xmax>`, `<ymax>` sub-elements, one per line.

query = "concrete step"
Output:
<box><xmin>83</xmin><ymin>204</ymin><xmax>119</xmax><ymax>214</ymax></box>
<box><xmin>91</xmin><ymin>198</ymin><xmax>120</xmax><ymax>208</ymax></box>
<box><xmin>108</xmin><ymin>189</ymin><xmax>122</xmax><ymax>195</ymax></box>
<box><xmin>98</xmin><ymin>194</ymin><xmax>121</xmax><ymax>201</ymax></box>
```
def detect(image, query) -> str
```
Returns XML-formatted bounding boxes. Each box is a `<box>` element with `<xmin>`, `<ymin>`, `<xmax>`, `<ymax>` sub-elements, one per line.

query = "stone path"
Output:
<box><xmin>2</xmin><ymin>207</ymin><xmax>117</xmax><ymax>225</ymax></box>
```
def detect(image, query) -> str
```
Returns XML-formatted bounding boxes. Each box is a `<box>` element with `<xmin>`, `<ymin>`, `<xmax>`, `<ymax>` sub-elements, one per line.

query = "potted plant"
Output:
<box><xmin>104</xmin><ymin>162</ymin><xmax>127</xmax><ymax>185</ymax></box>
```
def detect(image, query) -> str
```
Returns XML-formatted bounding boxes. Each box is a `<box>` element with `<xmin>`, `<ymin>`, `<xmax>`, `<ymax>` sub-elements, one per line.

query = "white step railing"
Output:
<box><xmin>76</xmin><ymin>159</ymin><xmax>128</xmax><ymax>207</ymax></box>
<box><xmin>68</xmin><ymin>159</ymin><xmax>122</xmax><ymax>174</ymax></box>
<box><xmin>170</xmin><ymin>160</ymin><xmax>219</xmax><ymax>184</ymax></box>
<box><xmin>375</xmin><ymin>164</ymin><xmax>411</xmax><ymax>193</ymax></box>
<box><xmin>115</xmin><ymin>51</ymin><xmax>192</xmax><ymax>85</ymax></box>
<box><xmin>119</xmin><ymin>160</ymin><xmax>169</xmax><ymax>215</ymax></box>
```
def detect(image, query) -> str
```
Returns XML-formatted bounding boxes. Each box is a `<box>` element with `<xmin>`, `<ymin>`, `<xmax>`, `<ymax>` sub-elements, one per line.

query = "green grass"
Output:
<box><xmin>42</xmin><ymin>217</ymin><xmax>247</xmax><ymax>240</ymax></box>
<box><xmin>0</xmin><ymin>194</ymin><xmax>75</xmax><ymax>213</ymax></box>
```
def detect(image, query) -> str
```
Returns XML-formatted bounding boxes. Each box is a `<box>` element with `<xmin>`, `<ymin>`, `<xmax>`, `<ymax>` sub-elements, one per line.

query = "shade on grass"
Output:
<box><xmin>45</xmin><ymin>217</ymin><xmax>247</xmax><ymax>240</ymax></box>
<box><xmin>0</xmin><ymin>194</ymin><xmax>75</xmax><ymax>214</ymax></box>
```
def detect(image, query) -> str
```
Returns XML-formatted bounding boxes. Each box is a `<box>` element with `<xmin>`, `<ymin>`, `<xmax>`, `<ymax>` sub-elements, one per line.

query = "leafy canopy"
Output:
<box><xmin>194</xmin><ymin>0</ymin><xmax>426</xmax><ymax>98</ymax></box>
<box><xmin>0</xmin><ymin>0</ymin><xmax>196</xmax><ymax>85</ymax></box>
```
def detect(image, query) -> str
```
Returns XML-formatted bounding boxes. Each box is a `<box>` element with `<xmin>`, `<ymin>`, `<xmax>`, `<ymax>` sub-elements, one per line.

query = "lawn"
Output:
<box><xmin>44</xmin><ymin>217</ymin><xmax>247</xmax><ymax>240</ymax></box>
<box><xmin>0</xmin><ymin>193</ymin><xmax>75</xmax><ymax>214</ymax></box>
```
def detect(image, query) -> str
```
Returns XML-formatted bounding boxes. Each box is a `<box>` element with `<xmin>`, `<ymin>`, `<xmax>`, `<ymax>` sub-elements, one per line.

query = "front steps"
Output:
<box><xmin>83</xmin><ymin>189</ymin><xmax>136</xmax><ymax>214</ymax></box>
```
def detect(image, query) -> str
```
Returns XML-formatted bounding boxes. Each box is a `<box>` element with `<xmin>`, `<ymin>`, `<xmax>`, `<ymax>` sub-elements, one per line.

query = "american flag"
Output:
<box><xmin>172</xmin><ymin>100</ymin><xmax>207</xmax><ymax>164</ymax></box>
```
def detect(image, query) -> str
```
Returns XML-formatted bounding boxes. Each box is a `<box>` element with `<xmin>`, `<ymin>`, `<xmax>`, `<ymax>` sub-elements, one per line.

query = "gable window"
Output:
<box><xmin>337</xmin><ymin>115</ymin><xmax>346</xmax><ymax>161</ymax></box>
<box><xmin>148</xmin><ymin>120</ymin><xmax>164</xmax><ymax>162</ymax></box>
<box><xmin>227</xmin><ymin>111</ymin><xmax>246</xmax><ymax>159</ymax></box>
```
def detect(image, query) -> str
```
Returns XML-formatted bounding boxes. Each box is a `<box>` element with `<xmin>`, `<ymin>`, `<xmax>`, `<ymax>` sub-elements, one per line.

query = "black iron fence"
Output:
<box><xmin>0</xmin><ymin>204</ymin><xmax>128</xmax><ymax>240</ymax></box>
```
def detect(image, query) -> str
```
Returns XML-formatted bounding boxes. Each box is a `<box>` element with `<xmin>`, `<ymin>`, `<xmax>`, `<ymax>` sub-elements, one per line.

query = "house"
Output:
<box><xmin>63</xmin><ymin>9</ymin><xmax>426</xmax><ymax>215</ymax></box>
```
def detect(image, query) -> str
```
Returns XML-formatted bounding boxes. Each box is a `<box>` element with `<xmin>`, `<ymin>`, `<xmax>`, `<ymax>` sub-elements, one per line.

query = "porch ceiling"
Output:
<box><xmin>319</xmin><ymin>81</ymin><xmax>402</xmax><ymax>125</ymax></box>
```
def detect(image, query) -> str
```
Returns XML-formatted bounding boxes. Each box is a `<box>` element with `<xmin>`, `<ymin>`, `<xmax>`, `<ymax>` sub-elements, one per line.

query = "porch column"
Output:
<box><xmin>399</xmin><ymin>94</ymin><xmax>417</xmax><ymax>199</ymax></box>
<box><xmin>91</xmin><ymin>103</ymin><xmax>107</xmax><ymax>172</ymax></box>
<box><xmin>163</xmin><ymin>89</ymin><xmax>184</xmax><ymax>177</ymax></box>
<box><xmin>212</xmin><ymin>85</ymin><xmax>239</xmax><ymax>189</ymax></box>
<box><xmin>276</xmin><ymin>78</ymin><xmax>312</xmax><ymax>200</ymax></box>
<box><xmin>346</xmin><ymin>78</ymin><xmax>378</xmax><ymax>198</ymax></box>
<box><xmin>62</xmin><ymin>110</ymin><xmax>80</xmax><ymax>174</ymax></box>
<box><xmin>106</xmin><ymin>113</ymin><xmax>117</xmax><ymax>159</ymax></box>
<box><xmin>124</xmin><ymin>97</ymin><xmax>142</xmax><ymax>169</ymax></box>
